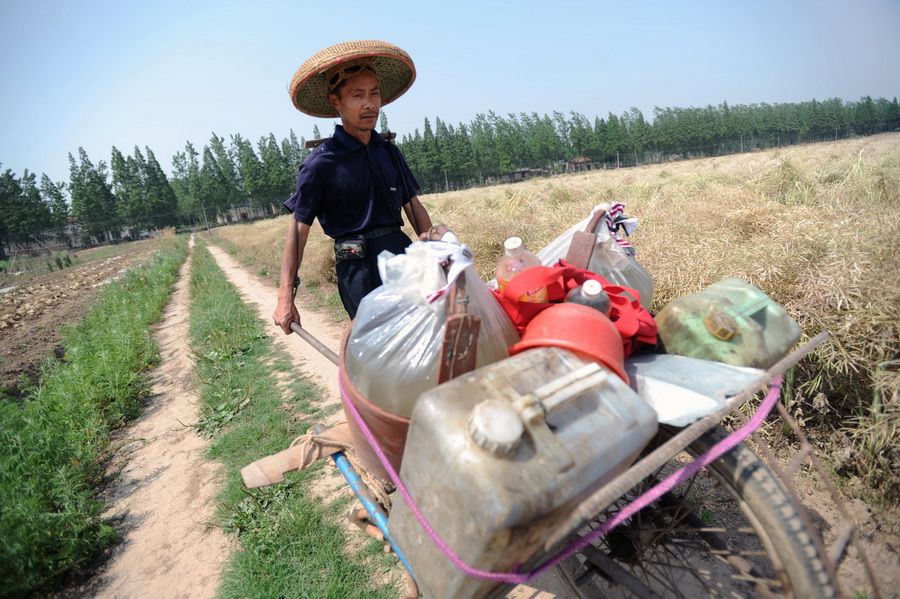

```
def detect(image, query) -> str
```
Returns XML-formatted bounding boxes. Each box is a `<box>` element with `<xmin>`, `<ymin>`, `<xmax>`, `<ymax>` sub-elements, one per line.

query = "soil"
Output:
<box><xmin>789</xmin><ymin>465</ymin><xmax>899</xmax><ymax>594</ymax></box>
<box><xmin>0</xmin><ymin>240</ymin><xmax>158</xmax><ymax>394</ymax></box>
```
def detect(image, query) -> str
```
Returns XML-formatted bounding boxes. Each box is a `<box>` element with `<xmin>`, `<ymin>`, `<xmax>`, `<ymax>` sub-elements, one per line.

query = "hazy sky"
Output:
<box><xmin>1</xmin><ymin>0</ymin><xmax>898</xmax><ymax>184</ymax></box>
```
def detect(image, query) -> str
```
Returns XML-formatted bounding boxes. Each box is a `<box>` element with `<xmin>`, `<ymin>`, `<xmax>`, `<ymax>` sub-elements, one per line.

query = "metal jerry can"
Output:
<box><xmin>388</xmin><ymin>347</ymin><xmax>658</xmax><ymax>598</ymax></box>
<box><xmin>656</xmin><ymin>277</ymin><xmax>802</xmax><ymax>369</ymax></box>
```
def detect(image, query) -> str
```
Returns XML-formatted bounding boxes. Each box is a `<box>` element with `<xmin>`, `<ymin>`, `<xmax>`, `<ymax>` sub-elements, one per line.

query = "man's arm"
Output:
<box><xmin>402</xmin><ymin>196</ymin><xmax>433</xmax><ymax>240</ymax></box>
<box><xmin>273</xmin><ymin>218</ymin><xmax>311</xmax><ymax>334</ymax></box>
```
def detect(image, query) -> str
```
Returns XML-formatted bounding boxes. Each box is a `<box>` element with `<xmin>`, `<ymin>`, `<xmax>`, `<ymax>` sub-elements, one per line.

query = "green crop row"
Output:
<box><xmin>0</xmin><ymin>237</ymin><xmax>188</xmax><ymax>597</ymax></box>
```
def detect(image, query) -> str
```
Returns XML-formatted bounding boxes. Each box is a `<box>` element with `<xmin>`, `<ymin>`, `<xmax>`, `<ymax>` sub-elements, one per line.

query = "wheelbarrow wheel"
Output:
<box><xmin>578</xmin><ymin>426</ymin><xmax>836</xmax><ymax>598</ymax></box>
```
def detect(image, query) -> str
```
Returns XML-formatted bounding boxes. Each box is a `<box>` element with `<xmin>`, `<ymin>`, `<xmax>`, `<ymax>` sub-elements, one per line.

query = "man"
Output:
<box><xmin>273</xmin><ymin>40</ymin><xmax>433</xmax><ymax>332</ymax></box>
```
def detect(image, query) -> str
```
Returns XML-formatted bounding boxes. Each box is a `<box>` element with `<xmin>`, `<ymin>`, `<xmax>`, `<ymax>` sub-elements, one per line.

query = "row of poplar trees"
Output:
<box><xmin>169</xmin><ymin>128</ymin><xmax>315</xmax><ymax>225</ymax></box>
<box><xmin>1</xmin><ymin>130</ymin><xmax>314</xmax><ymax>252</ymax></box>
<box><xmin>398</xmin><ymin>96</ymin><xmax>900</xmax><ymax>191</ymax></box>
<box><xmin>1</xmin><ymin>147</ymin><xmax>182</xmax><ymax>250</ymax></box>
<box><xmin>2</xmin><ymin>95</ymin><xmax>898</xmax><ymax>252</ymax></box>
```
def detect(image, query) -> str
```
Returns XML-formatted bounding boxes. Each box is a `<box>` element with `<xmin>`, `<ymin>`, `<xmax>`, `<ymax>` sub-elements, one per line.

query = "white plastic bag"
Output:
<box><xmin>589</xmin><ymin>232</ymin><xmax>655</xmax><ymax>310</ymax></box>
<box><xmin>345</xmin><ymin>241</ymin><xmax>519</xmax><ymax>419</ymax></box>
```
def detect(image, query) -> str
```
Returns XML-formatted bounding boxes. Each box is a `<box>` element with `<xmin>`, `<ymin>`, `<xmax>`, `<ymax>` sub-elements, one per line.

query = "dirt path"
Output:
<box><xmin>205</xmin><ymin>245</ymin><xmax>406</xmax><ymax>576</ymax></box>
<box><xmin>207</xmin><ymin>245</ymin><xmax>346</xmax><ymax>408</ymax></box>
<box><xmin>78</xmin><ymin>237</ymin><xmax>233</xmax><ymax>598</ymax></box>
<box><xmin>203</xmin><ymin>246</ymin><xmax>357</xmax><ymax>508</ymax></box>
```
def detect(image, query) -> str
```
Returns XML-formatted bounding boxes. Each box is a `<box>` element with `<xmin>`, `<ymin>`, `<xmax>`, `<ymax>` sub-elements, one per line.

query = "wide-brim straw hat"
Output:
<box><xmin>289</xmin><ymin>40</ymin><xmax>416</xmax><ymax>118</ymax></box>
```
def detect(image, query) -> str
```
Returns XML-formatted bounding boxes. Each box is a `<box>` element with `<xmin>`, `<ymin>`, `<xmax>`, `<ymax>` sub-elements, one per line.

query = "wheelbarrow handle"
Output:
<box><xmin>290</xmin><ymin>322</ymin><xmax>340</xmax><ymax>366</ymax></box>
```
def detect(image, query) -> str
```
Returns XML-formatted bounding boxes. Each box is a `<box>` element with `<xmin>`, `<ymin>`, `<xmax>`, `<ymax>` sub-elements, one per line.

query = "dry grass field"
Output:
<box><xmin>214</xmin><ymin>133</ymin><xmax>899</xmax><ymax>508</ymax></box>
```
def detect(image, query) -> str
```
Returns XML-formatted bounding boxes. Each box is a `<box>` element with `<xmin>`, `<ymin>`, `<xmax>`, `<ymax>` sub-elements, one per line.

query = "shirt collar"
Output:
<box><xmin>333</xmin><ymin>124</ymin><xmax>384</xmax><ymax>151</ymax></box>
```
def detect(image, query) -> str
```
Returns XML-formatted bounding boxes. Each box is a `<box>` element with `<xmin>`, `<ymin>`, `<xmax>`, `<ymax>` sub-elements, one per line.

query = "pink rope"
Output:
<box><xmin>340</xmin><ymin>373</ymin><xmax>783</xmax><ymax>584</ymax></box>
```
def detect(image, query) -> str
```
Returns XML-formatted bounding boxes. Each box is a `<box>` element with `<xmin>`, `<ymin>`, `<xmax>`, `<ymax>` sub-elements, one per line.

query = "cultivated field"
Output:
<box><xmin>0</xmin><ymin>238</ymin><xmax>163</xmax><ymax>394</ymax></box>
<box><xmin>0</xmin><ymin>235</ymin><xmax>188</xmax><ymax>594</ymax></box>
<box><xmin>215</xmin><ymin>133</ymin><xmax>900</xmax><ymax>509</ymax></box>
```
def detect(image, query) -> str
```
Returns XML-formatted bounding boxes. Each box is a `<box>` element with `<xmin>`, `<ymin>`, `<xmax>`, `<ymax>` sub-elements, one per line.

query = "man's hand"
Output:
<box><xmin>273</xmin><ymin>295</ymin><xmax>301</xmax><ymax>335</ymax></box>
<box><xmin>421</xmin><ymin>223</ymin><xmax>453</xmax><ymax>241</ymax></box>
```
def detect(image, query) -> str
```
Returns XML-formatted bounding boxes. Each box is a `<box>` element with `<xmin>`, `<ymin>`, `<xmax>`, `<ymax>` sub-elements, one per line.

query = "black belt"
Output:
<box><xmin>338</xmin><ymin>225</ymin><xmax>401</xmax><ymax>242</ymax></box>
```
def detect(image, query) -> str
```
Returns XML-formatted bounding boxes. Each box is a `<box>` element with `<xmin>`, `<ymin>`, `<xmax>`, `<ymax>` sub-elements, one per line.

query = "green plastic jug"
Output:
<box><xmin>656</xmin><ymin>278</ymin><xmax>801</xmax><ymax>369</ymax></box>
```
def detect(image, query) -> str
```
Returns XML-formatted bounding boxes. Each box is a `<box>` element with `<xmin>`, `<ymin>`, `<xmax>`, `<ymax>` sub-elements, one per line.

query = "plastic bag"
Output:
<box><xmin>536</xmin><ymin>204</ymin><xmax>655</xmax><ymax>309</ymax></box>
<box><xmin>345</xmin><ymin>241</ymin><xmax>519</xmax><ymax>419</ymax></box>
<box><xmin>589</xmin><ymin>238</ymin><xmax>655</xmax><ymax>311</ymax></box>
<box><xmin>535</xmin><ymin>214</ymin><xmax>594</xmax><ymax>266</ymax></box>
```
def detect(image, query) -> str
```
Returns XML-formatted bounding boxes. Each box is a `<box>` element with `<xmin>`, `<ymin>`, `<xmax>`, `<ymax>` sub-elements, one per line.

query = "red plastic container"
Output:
<box><xmin>511</xmin><ymin>302</ymin><xmax>628</xmax><ymax>383</ymax></box>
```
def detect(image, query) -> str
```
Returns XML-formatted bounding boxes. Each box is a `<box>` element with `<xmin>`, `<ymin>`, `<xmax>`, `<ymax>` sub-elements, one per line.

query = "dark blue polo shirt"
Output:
<box><xmin>283</xmin><ymin>125</ymin><xmax>421</xmax><ymax>239</ymax></box>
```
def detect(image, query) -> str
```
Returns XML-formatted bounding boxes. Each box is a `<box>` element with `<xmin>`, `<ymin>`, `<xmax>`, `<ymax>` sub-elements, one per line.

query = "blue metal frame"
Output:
<box><xmin>331</xmin><ymin>451</ymin><xmax>416</xmax><ymax>580</ymax></box>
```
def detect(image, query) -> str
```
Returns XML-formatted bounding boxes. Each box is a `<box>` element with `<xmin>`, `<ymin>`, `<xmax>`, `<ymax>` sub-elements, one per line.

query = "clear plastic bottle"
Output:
<box><xmin>496</xmin><ymin>237</ymin><xmax>548</xmax><ymax>303</ymax></box>
<box><xmin>565</xmin><ymin>279</ymin><xmax>611</xmax><ymax>315</ymax></box>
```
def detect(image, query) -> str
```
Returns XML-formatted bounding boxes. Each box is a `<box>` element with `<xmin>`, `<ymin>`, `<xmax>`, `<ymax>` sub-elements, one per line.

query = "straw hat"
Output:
<box><xmin>289</xmin><ymin>40</ymin><xmax>416</xmax><ymax>118</ymax></box>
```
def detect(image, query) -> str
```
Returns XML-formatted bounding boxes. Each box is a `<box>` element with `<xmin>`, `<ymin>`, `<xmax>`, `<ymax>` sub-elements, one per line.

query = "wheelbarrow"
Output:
<box><xmin>246</xmin><ymin>220</ymin><xmax>881</xmax><ymax>598</ymax></box>
<box><xmin>289</xmin><ymin>327</ymin><xmax>879</xmax><ymax>598</ymax></box>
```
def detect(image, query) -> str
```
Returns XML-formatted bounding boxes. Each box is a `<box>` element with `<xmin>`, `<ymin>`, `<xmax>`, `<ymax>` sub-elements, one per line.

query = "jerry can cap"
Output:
<box><xmin>469</xmin><ymin>399</ymin><xmax>524</xmax><ymax>457</ymax></box>
<box><xmin>704</xmin><ymin>309</ymin><xmax>738</xmax><ymax>341</ymax></box>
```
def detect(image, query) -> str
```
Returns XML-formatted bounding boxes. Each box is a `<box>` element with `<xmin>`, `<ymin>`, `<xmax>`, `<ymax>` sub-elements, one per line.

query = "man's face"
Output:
<box><xmin>329</xmin><ymin>72</ymin><xmax>381</xmax><ymax>133</ymax></box>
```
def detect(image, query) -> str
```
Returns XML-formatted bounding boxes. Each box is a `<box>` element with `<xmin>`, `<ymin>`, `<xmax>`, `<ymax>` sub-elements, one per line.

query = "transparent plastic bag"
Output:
<box><xmin>535</xmin><ymin>213</ymin><xmax>594</xmax><ymax>266</ymax></box>
<box><xmin>536</xmin><ymin>205</ymin><xmax>655</xmax><ymax>309</ymax></box>
<box><xmin>589</xmin><ymin>236</ymin><xmax>655</xmax><ymax>310</ymax></box>
<box><xmin>345</xmin><ymin>241</ymin><xmax>519</xmax><ymax>419</ymax></box>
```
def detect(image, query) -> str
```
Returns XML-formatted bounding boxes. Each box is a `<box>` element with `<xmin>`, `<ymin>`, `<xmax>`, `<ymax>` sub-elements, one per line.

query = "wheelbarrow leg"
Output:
<box><xmin>348</xmin><ymin>501</ymin><xmax>384</xmax><ymax>541</ymax></box>
<box><xmin>332</xmin><ymin>452</ymin><xmax>418</xmax><ymax>597</ymax></box>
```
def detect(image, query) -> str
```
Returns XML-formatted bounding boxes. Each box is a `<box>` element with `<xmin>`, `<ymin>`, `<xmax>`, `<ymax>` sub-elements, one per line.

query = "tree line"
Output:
<box><xmin>2</xmin><ymin>95</ymin><xmax>897</xmax><ymax>255</ymax></box>
<box><xmin>168</xmin><ymin>128</ymin><xmax>314</xmax><ymax>226</ymax></box>
<box><xmin>1</xmin><ymin>129</ymin><xmax>315</xmax><ymax>256</ymax></box>
<box><xmin>398</xmin><ymin>95</ymin><xmax>900</xmax><ymax>192</ymax></box>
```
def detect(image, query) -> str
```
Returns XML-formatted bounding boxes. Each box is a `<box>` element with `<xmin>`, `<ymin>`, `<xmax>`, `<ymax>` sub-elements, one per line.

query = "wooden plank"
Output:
<box><xmin>564</xmin><ymin>208</ymin><xmax>606</xmax><ymax>268</ymax></box>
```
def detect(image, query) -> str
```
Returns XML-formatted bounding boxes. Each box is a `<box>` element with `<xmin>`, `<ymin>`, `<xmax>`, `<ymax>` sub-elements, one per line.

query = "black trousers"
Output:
<box><xmin>335</xmin><ymin>230</ymin><xmax>412</xmax><ymax>319</ymax></box>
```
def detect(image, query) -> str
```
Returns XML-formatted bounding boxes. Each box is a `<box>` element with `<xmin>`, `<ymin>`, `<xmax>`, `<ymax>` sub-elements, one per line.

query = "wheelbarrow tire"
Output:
<box><xmin>688</xmin><ymin>426</ymin><xmax>837</xmax><ymax>598</ymax></box>
<box><xmin>583</xmin><ymin>425</ymin><xmax>837</xmax><ymax>598</ymax></box>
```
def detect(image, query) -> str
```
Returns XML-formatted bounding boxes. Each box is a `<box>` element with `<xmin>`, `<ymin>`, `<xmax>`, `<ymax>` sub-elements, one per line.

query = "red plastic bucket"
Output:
<box><xmin>511</xmin><ymin>302</ymin><xmax>628</xmax><ymax>383</ymax></box>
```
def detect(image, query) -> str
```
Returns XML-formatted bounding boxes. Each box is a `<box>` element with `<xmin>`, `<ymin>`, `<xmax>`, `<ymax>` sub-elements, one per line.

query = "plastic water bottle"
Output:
<box><xmin>565</xmin><ymin>279</ymin><xmax>611</xmax><ymax>315</ymax></box>
<box><xmin>496</xmin><ymin>237</ymin><xmax>547</xmax><ymax>303</ymax></box>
